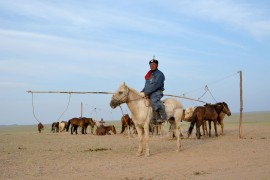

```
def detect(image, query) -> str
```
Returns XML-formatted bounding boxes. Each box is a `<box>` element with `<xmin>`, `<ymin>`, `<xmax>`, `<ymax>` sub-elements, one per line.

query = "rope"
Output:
<box><xmin>119</xmin><ymin>105</ymin><xmax>124</xmax><ymax>115</ymax></box>
<box><xmin>31</xmin><ymin>93</ymin><xmax>41</xmax><ymax>123</ymax></box>
<box><xmin>57</xmin><ymin>93</ymin><xmax>71</xmax><ymax>121</ymax></box>
<box><xmin>197</xmin><ymin>85</ymin><xmax>208</xmax><ymax>100</ymax></box>
<box><xmin>164</xmin><ymin>94</ymin><xmax>207</xmax><ymax>104</ymax></box>
<box><xmin>31</xmin><ymin>92</ymin><xmax>72</xmax><ymax>123</ymax></box>
<box><xmin>206</xmin><ymin>86</ymin><xmax>218</xmax><ymax>102</ymax></box>
<box><xmin>182</xmin><ymin>71</ymin><xmax>239</xmax><ymax>96</ymax></box>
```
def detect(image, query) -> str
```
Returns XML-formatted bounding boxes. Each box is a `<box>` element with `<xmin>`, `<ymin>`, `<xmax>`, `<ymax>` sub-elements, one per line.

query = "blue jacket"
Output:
<box><xmin>142</xmin><ymin>69</ymin><xmax>165</xmax><ymax>96</ymax></box>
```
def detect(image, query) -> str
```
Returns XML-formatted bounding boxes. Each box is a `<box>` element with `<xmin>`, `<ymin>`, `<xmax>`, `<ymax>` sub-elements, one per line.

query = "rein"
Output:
<box><xmin>112</xmin><ymin>87</ymin><xmax>151</xmax><ymax>117</ymax></box>
<box><xmin>112</xmin><ymin>87</ymin><xmax>146</xmax><ymax>107</ymax></box>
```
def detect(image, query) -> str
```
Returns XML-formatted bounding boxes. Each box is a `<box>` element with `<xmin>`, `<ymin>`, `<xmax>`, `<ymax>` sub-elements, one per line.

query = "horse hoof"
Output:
<box><xmin>136</xmin><ymin>152</ymin><xmax>143</xmax><ymax>157</ymax></box>
<box><xmin>145</xmin><ymin>153</ymin><xmax>150</xmax><ymax>157</ymax></box>
<box><xmin>145</xmin><ymin>149</ymin><xmax>150</xmax><ymax>157</ymax></box>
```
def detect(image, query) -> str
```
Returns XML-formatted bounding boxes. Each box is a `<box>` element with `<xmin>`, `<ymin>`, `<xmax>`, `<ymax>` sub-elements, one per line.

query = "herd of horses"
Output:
<box><xmin>37</xmin><ymin>83</ymin><xmax>232</xmax><ymax>157</ymax></box>
<box><xmin>48</xmin><ymin>117</ymin><xmax>116</xmax><ymax>135</ymax></box>
<box><xmin>44</xmin><ymin>101</ymin><xmax>230</xmax><ymax>138</ymax></box>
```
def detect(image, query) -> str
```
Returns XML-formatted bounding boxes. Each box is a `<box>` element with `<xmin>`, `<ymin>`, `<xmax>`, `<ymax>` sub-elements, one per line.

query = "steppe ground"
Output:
<box><xmin>0</xmin><ymin>112</ymin><xmax>270</xmax><ymax>180</ymax></box>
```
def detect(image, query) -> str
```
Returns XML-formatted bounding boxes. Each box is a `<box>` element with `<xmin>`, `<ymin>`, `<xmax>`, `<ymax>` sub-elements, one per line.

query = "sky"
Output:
<box><xmin>0</xmin><ymin>0</ymin><xmax>270</xmax><ymax>125</ymax></box>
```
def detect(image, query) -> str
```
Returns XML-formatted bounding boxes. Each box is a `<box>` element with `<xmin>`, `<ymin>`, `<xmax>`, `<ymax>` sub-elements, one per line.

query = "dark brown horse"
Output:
<box><xmin>38</xmin><ymin>122</ymin><xmax>44</xmax><ymax>133</ymax></box>
<box><xmin>120</xmin><ymin>114</ymin><xmax>135</xmax><ymax>134</ymax></box>
<box><xmin>96</xmin><ymin>125</ymin><xmax>117</xmax><ymax>135</ymax></box>
<box><xmin>188</xmin><ymin>102</ymin><xmax>231</xmax><ymax>139</ymax></box>
<box><xmin>67</xmin><ymin>117</ymin><xmax>96</xmax><ymax>135</ymax></box>
<box><xmin>51</xmin><ymin>122</ymin><xmax>59</xmax><ymax>133</ymax></box>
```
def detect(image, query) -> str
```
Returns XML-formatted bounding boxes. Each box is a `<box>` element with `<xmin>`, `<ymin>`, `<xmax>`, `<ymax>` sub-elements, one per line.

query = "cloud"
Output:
<box><xmin>0</xmin><ymin>0</ymin><xmax>87</xmax><ymax>25</ymax></box>
<box><xmin>167</xmin><ymin>0</ymin><xmax>270</xmax><ymax>39</ymax></box>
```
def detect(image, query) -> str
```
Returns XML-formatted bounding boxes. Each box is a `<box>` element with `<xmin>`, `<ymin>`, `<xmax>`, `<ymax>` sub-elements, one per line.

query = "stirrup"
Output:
<box><xmin>156</xmin><ymin>118</ymin><xmax>166</xmax><ymax>123</ymax></box>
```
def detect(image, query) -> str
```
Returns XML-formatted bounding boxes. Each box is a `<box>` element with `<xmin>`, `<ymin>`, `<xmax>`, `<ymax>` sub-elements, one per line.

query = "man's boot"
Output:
<box><xmin>156</xmin><ymin>107</ymin><xmax>167</xmax><ymax>123</ymax></box>
<box><xmin>151</xmin><ymin>111</ymin><xmax>160</xmax><ymax>124</ymax></box>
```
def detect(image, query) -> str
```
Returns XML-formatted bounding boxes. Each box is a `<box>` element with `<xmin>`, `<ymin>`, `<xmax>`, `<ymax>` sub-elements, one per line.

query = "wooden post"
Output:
<box><xmin>239</xmin><ymin>71</ymin><xmax>243</xmax><ymax>138</ymax></box>
<box><xmin>81</xmin><ymin>102</ymin><xmax>83</xmax><ymax>118</ymax></box>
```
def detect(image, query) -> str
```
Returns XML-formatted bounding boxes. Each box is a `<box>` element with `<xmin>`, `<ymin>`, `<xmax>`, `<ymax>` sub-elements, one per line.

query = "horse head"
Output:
<box><xmin>110</xmin><ymin>82</ymin><xmax>129</xmax><ymax>109</ymax></box>
<box><xmin>221</xmin><ymin>102</ymin><xmax>231</xmax><ymax>116</ymax></box>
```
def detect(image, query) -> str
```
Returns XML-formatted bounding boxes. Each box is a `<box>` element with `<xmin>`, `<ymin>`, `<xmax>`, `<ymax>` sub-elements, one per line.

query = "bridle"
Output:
<box><xmin>112</xmin><ymin>87</ymin><xmax>147</xmax><ymax>106</ymax></box>
<box><xmin>111</xmin><ymin>87</ymin><xmax>130</xmax><ymax>107</ymax></box>
<box><xmin>111</xmin><ymin>86</ymin><xmax>151</xmax><ymax>116</ymax></box>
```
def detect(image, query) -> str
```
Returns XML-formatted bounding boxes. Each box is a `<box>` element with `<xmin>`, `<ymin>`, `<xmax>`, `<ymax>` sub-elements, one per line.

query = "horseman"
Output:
<box><xmin>99</xmin><ymin>118</ymin><xmax>105</xmax><ymax>127</ymax></box>
<box><xmin>141</xmin><ymin>57</ymin><xmax>167</xmax><ymax>123</ymax></box>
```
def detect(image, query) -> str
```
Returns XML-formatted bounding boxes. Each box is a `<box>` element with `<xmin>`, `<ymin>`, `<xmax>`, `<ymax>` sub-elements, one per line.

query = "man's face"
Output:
<box><xmin>150</xmin><ymin>63</ymin><xmax>158</xmax><ymax>70</ymax></box>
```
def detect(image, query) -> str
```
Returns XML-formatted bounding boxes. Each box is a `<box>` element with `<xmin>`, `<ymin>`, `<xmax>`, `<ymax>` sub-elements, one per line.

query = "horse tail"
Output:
<box><xmin>67</xmin><ymin>120</ymin><xmax>71</xmax><ymax>132</ymax></box>
<box><xmin>188</xmin><ymin>109</ymin><xmax>197</xmax><ymax>137</ymax></box>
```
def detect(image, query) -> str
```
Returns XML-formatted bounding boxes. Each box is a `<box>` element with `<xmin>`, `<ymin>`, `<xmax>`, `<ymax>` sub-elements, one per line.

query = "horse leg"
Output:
<box><xmin>127</xmin><ymin>125</ymin><xmax>131</xmax><ymax>139</ymax></box>
<box><xmin>205</xmin><ymin>121</ymin><xmax>209</xmax><ymax>136</ymax></box>
<box><xmin>196</xmin><ymin>120</ymin><xmax>202</xmax><ymax>139</ymax></box>
<box><xmin>135</xmin><ymin>124</ymin><xmax>143</xmax><ymax>157</ymax></box>
<box><xmin>158</xmin><ymin>124</ymin><xmax>161</xmax><ymax>136</ymax></box>
<box><xmin>208</xmin><ymin>121</ymin><xmax>212</xmax><ymax>137</ymax></box>
<box><xmin>91</xmin><ymin>126</ymin><xmax>94</xmax><ymax>134</ymax></box>
<box><xmin>168</xmin><ymin>122</ymin><xmax>176</xmax><ymax>139</ymax></box>
<box><xmin>214</xmin><ymin>120</ymin><xmax>218</xmax><ymax>137</ymax></box>
<box><xmin>202</xmin><ymin>121</ymin><xmax>207</xmax><ymax>136</ymax></box>
<box><xmin>144</xmin><ymin>124</ymin><xmax>150</xmax><ymax>157</ymax></box>
<box><xmin>175</xmin><ymin>120</ymin><xmax>181</xmax><ymax>151</ymax></box>
<box><xmin>221</xmin><ymin>120</ymin><xmax>224</xmax><ymax>135</ymax></box>
<box><xmin>201</xmin><ymin>121</ymin><xmax>206</xmax><ymax>136</ymax></box>
<box><xmin>81</xmin><ymin>126</ymin><xmax>84</xmax><ymax>134</ymax></box>
<box><xmin>120</xmin><ymin>124</ymin><xmax>125</xmax><ymax>134</ymax></box>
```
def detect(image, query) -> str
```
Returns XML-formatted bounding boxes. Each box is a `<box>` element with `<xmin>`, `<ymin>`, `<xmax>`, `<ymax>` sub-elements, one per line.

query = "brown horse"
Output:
<box><xmin>120</xmin><ymin>114</ymin><xmax>135</xmax><ymax>135</ymax></box>
<box><xmin>67</xmin><ymin>117</ymin><xmax>96</xmax><ymax>135</ymax></box>
<box><xmin>187</xmin><ymin>102</ymin><xmax>231</xmax><ymax>139</ymax></box>
<box><xmin>38</xmin><ymin>123</ymin><xmax>44</xmax><ymax>133</ymax></box>
<box><xmin>96</xmin><ymin>125</ymin><xmax>117</xmax><ymax>135</ymax></box>
<box><xmin>82</xmin><ymin>118</ymin><xmax>96</xmax><ymax>134</ymax></box>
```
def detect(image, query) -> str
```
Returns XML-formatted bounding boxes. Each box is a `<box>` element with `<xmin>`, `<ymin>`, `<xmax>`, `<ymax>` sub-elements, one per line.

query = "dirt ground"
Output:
<box><xmin>0</xmin><ymin>112</ymin><xmax>270</xmax><ymax>180</ymax></box>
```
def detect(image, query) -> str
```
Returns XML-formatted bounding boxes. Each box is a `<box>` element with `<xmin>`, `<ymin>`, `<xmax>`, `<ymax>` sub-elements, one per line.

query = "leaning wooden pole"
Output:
<box><xmin>239</xmin><ymin>70</ymin><xmax>243</xmax><ymax>138</ymax></box>
<box><xmin>26</xmin><ymin>91</ymin><xmax>207</xmax><ymax>104</ymax></box>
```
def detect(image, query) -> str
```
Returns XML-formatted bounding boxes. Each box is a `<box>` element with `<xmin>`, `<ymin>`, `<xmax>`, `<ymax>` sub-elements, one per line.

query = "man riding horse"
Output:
<box><xmin>141</xmin><ymin>57</ymin><xmax>167</xmax><ymax>123</ymax></box>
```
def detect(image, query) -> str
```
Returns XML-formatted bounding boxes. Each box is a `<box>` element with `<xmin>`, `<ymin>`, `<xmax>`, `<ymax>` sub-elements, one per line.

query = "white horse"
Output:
<box><xmin>58</xmin><ymin>121</ymin><xmax>66</xmax><ymax>132</ymax></box>
<box><xmin>110</xmin><ymin>83</ymin><xmax>183</xmax><ymax>157</ymax></box>
<box><xmin>182</xmin><ymin>106</ymin><xmax>196</xmax><ymax>122</ymax></box>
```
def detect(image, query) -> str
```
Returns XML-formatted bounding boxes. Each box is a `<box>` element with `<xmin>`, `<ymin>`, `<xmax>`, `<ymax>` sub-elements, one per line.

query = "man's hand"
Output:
<box><xmin>140</xmin><ymin>92</ymin><xmax>145</xmax><ymax>97</ymax></box>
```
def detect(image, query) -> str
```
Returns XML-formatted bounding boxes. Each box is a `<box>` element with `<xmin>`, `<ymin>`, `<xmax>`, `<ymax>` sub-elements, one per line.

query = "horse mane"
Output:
<box><xmin>125</xmin><ymin>85</ymin><xmax>141</xmax><ymax>97</ymax></box>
